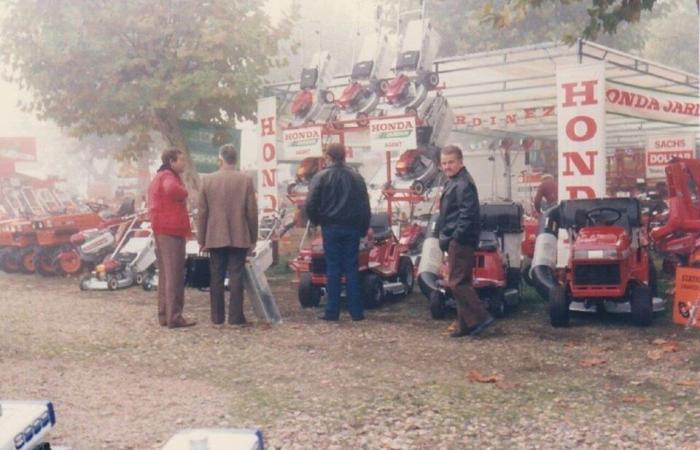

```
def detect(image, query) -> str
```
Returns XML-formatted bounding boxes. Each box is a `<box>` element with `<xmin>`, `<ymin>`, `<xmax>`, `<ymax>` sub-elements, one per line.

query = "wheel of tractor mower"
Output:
<box><xmin>485</xmin><ymin>288</ymin><xmax>506</xmax><ymax>318</ymax></box>
<box><xmin>649</xmin><ymin>262</ymin><xmax>658</xmax><ymax>298</ymax></box>
<box><xmin>135</xmin><ymin>272</ymin><xmax>146</xmax><ymax>286</ymax></box>
<box><xmin>107</xmin><ymin>275</ymin><xmax>119</xmax><ymax>291</ymax></box>
<box><xmin>411</xmin><ymin>180</ymin><xmax>426</xmax><ymax>195</ymax></box>
<box><xmin>298</xmin><ymin>273</ymin><xmax>321</xmax><ymax>308</ymax></box>
<box><xmin>20</xmin><ymin>249</ymin><xmax>36</xmax><ymax>274</ymax></box>
<box><xmin>548</xmin><ymin>285</ymin><xmax>570</xmax><ymax>327</ymax></box>
<box><xmin>1</xmin><ymin>250</ymin><xmax>21</xmax><ymax>273</ymax></box>
<box><xmin>57</xmin><ymin>247</ymin><xmax>83</xmax><ymax>276</ymax></box>
<box><xmin>361</xmin><ymin>272</ymin><xmax>384</xmax><ymax>309</ymax></box>
<box><xmin>397</xmin><ymin>256</ymin><xmax>414</xmax><ymax>296</ymax></box>
<box><xmin>631</xmin><ymin>283</ymin><xmax>653</xmax><ymax>327</ymax></box>
<box><xmin>79</xmin><ymin>274</ymin><xmax>91</xmax><ymax>291</ymax></box>
<box><xmin>33</xmin><ymin>247</ymin><xmax>58</xmax><ymax>277</ymax></box>
<box><xmin>429</xmin><ymin>290</ymin><xmax>446</xmax><ymax>320</ymax></box>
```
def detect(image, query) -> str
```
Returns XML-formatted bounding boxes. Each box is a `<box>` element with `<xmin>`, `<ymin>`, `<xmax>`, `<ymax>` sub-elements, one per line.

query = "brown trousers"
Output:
<box><xmin>154</xmin><ymin>234</ymin><xmax>186</xmax><ymax>327</ymax></box>
<box><xmin>447</xmin><ymin>240</ymin><xmax>491</xmax><ymax>331</ymax></box>
<box><xmin>209</xmin><ymin>247</ymin><xmax>248</xmax><ymax>324</ymax></box>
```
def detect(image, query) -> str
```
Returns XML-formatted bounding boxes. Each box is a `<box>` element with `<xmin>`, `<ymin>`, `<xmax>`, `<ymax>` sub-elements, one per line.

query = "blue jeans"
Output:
<box><xmin>322</xmin><ymin>224</ymin><xmax>363</xmax><ymax>319</ymax></box>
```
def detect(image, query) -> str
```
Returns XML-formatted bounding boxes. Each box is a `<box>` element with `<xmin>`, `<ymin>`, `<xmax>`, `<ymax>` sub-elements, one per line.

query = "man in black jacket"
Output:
<box><xmin>436</xmin><ymin>145</ymin><xmax>494</xmax><ymax>337</ymax></box>
<box><xmin>306</xmin><ymin>143</ymin><xmax>371</xmax><ymax>321</ymax></box>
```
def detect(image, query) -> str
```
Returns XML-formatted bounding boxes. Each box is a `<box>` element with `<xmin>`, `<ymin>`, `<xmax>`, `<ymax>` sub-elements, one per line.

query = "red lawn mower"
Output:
<box><xmin>0</xmin><ymin>219</ymin><xmax>38</xmax><ymax>274</ymax></box>
<box><xmin>530</xmin><ymin>198</ymin><xmax>662</xmax><ymax>327</ymax></box>
<box><xmin>292</xmin><ymin>212</ymin><xmax>415</xmax><ymax>310</ymax></box>
<box><xmin>417</xmin><ymin>202</ymin><xmax>524</xmax><ymax>319</ymax></box>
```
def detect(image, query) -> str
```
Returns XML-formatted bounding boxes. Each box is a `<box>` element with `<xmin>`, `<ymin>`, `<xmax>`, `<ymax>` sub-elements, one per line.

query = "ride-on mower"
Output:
<box><xmin>417</xmin><ymin>202</ymin><xmax>524</xmax><ymax>319</ymax></box>
<box><xmin>293</xmin><ymin>212</ymin><xmax>415</xmax><ymax>310</ymax></box>
<box><xmin>530</xmin><ymin>197</ymin><xmax>663</xmax><ymax>327</ymax></box>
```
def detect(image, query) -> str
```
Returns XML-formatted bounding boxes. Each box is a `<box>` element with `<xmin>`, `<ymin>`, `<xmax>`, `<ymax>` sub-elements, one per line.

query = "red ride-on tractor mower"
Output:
<box><xmin>418</xmin><ymin>202</ymin><xmax>524</xmax><ymax>320</ymax></box>
<box><xmin>530</xmin><ymin>198</ymin><xmax>662</xmax><ymax>327</ymax></box>
<box><xmin>0</xmin><ymin>219</ymin><xmax>37</xmax><ymax>274</ymax></box>
<box><xmin>292</xmin><ymin>212</ymin><xmax>415</xmax><ymax>310</ymax></box>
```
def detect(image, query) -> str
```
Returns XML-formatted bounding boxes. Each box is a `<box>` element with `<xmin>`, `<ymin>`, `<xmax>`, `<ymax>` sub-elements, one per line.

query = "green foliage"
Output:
<box><xmin>0</xmin><ymin>0</ymin><xmax>297</xmax><ymax>158</ymax></box>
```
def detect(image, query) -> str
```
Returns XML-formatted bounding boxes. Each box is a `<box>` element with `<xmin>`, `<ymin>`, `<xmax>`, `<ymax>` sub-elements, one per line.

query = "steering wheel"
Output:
<box><xmin>585</xmin><ymin>207</ymin><xmax>622</xmax><ymax>227</ymax></box>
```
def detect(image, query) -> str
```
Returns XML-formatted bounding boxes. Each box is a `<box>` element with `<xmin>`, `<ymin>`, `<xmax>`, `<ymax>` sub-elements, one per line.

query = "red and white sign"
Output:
<box><xmin>369</xmin><ymin>116</ymin><xmax>417</xmax><ymax>156</ymax></box>
<box><xmin>282</xmin><ymin>125</ymin><xmax>323</xmax><ymax>161</ymax></box>
<box><xmin>453</xmin><ymin>106</ymin><xmax>557</xmax><ymax>130</ymax></box>
<box><xmin>556</xmin><ymin>63</ymin><xmax>606</xmax><ymax>200</ymax></box>
<box><xmin>257</xmin><ymin>97</ymin><xmax>279</xmax><ymax>213</ymax></box>
<box><xmin>0</xmin><ymin>137</ymin><xmax>37</xmax><ymax>162</ymax></box>
<box><xmin>607</xmin><ymin>81</ymin><xmax>699</xmax><ymax>126</ymax></box>
<box><xmin>645</xmin><ymin>134</ymin><xmax>696</xmax><ymax>179</ymax></box>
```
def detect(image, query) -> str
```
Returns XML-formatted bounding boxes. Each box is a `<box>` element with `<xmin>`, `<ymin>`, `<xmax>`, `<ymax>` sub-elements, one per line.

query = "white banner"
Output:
<box><xmin>556</xmin><ymin>62</ymin><xmax>607</xmax><ymax>200</ymax></box>
<box><xmin>257</xmin><ymin>97</ymin><xmax>278</xmax><ymax>213</ymax></box>
<box><xmin>369</xmin><ymin>116</ymin><xmax>417</xmax><ymax>157</ymax></box>
<box><xmin>645</xmin><ymin>134</ymin><xmax>696</xmax><ymax>179</ymax></box>
<box><xmin>282</xmin><ymin>125</ymin><xmax>323</xmax><ymax>161</ymax></box>
<box><xmin>607</xmin><ymin>81</ymin><xmax>700</xmax><ymax>125</ymax></box>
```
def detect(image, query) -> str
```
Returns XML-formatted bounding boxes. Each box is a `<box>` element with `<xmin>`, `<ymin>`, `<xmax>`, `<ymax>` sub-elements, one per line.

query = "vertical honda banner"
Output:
<box><xmin>257</xmin><ymin>97</ymin><xmax>278</xmax><ymax>213</ymax></box>
<box><xmin>556</xmin><ymin>63</ymin><xmax>606</xmax><ymax>200</ymax></box>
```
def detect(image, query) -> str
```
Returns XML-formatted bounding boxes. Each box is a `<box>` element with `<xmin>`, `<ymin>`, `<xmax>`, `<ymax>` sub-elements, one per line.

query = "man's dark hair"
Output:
<box><xmin>324</xmin><ymin>143</ymin><xmax>346</xmax><ymax>163</ymax></box>
<box><xmin>219</xmin><ymin>144</ymin><xmax>238</xmax><ymax>165</ymax></box>
<box><xmin>441</xmin><ymin>145</ymin><xmax>463</xmax><ymax>160</ymax></box>
<box><xmin>161</xmin><ymin>148</ymin><xmax>184</xmax><ymax>165</ymax></box>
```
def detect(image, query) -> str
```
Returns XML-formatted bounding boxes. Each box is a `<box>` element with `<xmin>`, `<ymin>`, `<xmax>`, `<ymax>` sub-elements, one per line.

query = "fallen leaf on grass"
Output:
<box><xmin>661</xmin><ymin>342</ymin><xmax>679</xmax><ymax>353</ymax></box>
<box><xmin>447</xmin><ymin>321</ymin><xmax>458</xmax><ymax>332</ymax></box>
<box><xmin>647</xmin><ymin>349</ymin><xmax>664</xmax><ymax>361</ymax></box>
<box><xmin>495</xmin><ymin>380</ymin><xmax>518</xmax><ymax>390</ymax></box>
<box><xmin>590</xmin><ymin>346</ymin><xmax>608</xmax><ymax>355</ymax></box>
<box><xmin>564</xmin><ymin>341</ymin><xmax>578</xmax><ymax>348</ymax></box>
<box><xmin>675</xmin><ymin>380</ymin><xmax>698</xmax><ymax>387</ymax></box>
<box><xmin>622</xmin><ymin>395</ymin><xmax>649</xmax><ymax>404</ymax></box>
<box><xmin>651</xmin><ymin>338</ymin><xmax>668</xmax><ymax>346</ymax></box>
<box><xmin>467</xmin><ymin>370</ymin><xmax>504</xmax><ymax>383</ymax></box>
<box><xmin>578</xmin><ymin>358</ymin><xmax>607</xmax><ymax>367</ymax></box>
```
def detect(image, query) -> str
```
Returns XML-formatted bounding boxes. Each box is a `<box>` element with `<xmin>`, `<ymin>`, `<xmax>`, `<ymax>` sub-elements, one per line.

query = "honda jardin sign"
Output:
<box><xmin>179</xmin><ymin>120</ymin><xmax>241</xmax><ymax>173</ymax></box>
<box><xmin>369</xmin><ymin>116</ymin><xmax>417</xmax><ymax>157</ymax></box>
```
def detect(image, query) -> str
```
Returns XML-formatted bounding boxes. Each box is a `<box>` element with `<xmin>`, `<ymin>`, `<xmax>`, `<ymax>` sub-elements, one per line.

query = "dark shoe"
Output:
<box><xmin>450</xmin><ymin>329</ymin><xmax>470</xmax><ymax>338</ymax></box>
<box><xmin>228</xmin><ymin>318</ymin><xmax>248</xmax><ymax>326</ymax></box>
<box><xmin>168</xmin><ymin>319</ymin><xmax>197</xmax><ymax>329</ymax></box>
<box><xmin>351</xmin><ymin>315</ymin><xmax>365</xmax><ymax>322</ymax></box>
<box><xmin>318</xmin><ymin>314</ymin><xmax>339</xmax><ymax>321</ymax></box>
<box><xmin>469</xmin><ymin>316</ymin><xmax>495</xmax><ymax>337</ymax></box>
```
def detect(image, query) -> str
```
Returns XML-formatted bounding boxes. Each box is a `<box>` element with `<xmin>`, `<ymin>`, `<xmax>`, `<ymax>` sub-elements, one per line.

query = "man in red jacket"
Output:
<box><xmin>148</xmin><ymin>148</ymin><xmax>196</xmax><ymax>328</ymax></box>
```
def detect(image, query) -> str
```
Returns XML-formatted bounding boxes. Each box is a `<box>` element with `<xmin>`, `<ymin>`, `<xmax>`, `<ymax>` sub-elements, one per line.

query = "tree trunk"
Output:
<box><xmin>153</xmin><ymin>108</ymin><xmax>201</xmax><ymax>195</ymax></box>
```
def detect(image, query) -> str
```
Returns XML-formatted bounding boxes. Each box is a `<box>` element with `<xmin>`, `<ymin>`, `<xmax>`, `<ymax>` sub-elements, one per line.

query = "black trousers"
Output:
<box><xmin>209</xmin><ymin>247</ymin><xmax>248</xmax><ymax>324</ymax></box>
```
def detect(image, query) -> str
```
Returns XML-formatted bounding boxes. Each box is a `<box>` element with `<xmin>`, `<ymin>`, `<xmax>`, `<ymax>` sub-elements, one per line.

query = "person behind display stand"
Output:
<box><xmin>533</xmin><ymin>173</ymin><xmax>558</xmax><ymax>214</ymax></box>
<box><xmin>148</xmin><ymin>148</ymin><xmax>196</xmax><ymax>329</ymax></box>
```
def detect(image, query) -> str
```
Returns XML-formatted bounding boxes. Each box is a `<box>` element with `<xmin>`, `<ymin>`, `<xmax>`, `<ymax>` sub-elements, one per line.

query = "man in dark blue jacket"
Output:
<box><xmin>306</xmin><ymin>143</ymin><xmax>371</xmax><ymax>321</ymax></box>
<box><xmin>436</xmin><ymin>145</ymin><xmax>494</xmax><ymax>337</ymax></box>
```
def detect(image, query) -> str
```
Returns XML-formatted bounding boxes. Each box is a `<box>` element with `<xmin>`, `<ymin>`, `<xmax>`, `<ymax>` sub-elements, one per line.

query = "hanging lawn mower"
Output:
<box><xmin>288</xmin><ymin>51</ymin><xmax>336</xmax><ymax>126</ymax></box>
<box><xmin>394</xmin><ymin>146</ymin><xmax>441</xmax><ymax>195</ymax></box>
<box><xmin>292</xmin><ymin>212</ymin><xmax>415</xmax><ymax>310</ymax></box>
<box><xmin>384</xmin><ymin>15</ymin><xmax>441</xmax><ymax>112</ymax></box>
<box><xmin>417</xmin><ymin>202</ymin><xmax>524</xmax><ymax>320</ymax></box>
<box><xmin>530</xmin><ymin>198</ymin><xmax>663</xmax><ymax>327</ymax></box>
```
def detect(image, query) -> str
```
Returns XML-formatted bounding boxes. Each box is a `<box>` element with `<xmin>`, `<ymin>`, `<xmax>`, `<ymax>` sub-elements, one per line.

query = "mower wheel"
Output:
<box><xmin>107</xmin><ymin>275</ymin><xmax>119</xmax><ymax>291</ymax></box>
<box><xmin>19</xmin><ymin>249</ymin><xmax>36</xmax><ymax>274</ymax></box>
<box><xmin>361</xmin><ymin>272</ymin><xmax>384</xmax><ymax>309</ymax></box>
<box><xmin>57</xmin><ymin>247</ymin><xmax>83</xmax><ymax>276</ymax></box>
<box><xmin>33</xmin><ymin>246</ymin><xmax>58</xmax><ymax>277</ymax></box>
<box><xmin>397</xmin><ymin>256</ymin><xmax>415</xmax><ymax>296</ymax></box>
<box><xmin>135</xmin><ymin>272</ymin><xmax>146</xmax><ymax>286</ymax></box>
<box><xmin>298</xmin><ymin>273</ymin><xmax>321</xmax><ymax>308</ymax></box>
<box><xmin>322</xmin><ymin>89</ymin><xmax>335</xmax><ymax>104</ymax></box>
<box><xmin>429</xmin><ymin>290</ymin><xmax>446</xmax><ymax>319</ymax></box>
<box><xmin>548</xmin><ymin>285</ymin><xmax>570</xmax><ymax>327</ymax></box>
<box><xmin>411</xmin><ymin>180</ymin><xmax>426</xmax><ymax>195</ymax></box>
<box><xmin>79</xmin><ymin>274</ymin><xmax>91</xmax><ymax>291</ymax></box>
<box><xmin>631</xmin><ymin>283</ymin><xmax>653</xmax><ymax>327</ymax></box>
<box><xmin>426</xmin><ymin>72</ymin><xmax>440</xmax><ymax>88</ymax></box>
<box><xmin>142</xmin><ymin>275</ymin><xmax>156</xmax><ymax>292</ymax></box>
<box><xmin>648</xmin><ymin>262</ymin><xmax>658</xmax><ymax>298</ymax></box>
<box><xmin>1</xmin><ymin>250</ymin><xmax>21</xmax><ymax>273</ymax></box>
<box><xmin>485</xmin><ymin>288</ymin><xmax>506</xmax><ymax>318</ymax></box>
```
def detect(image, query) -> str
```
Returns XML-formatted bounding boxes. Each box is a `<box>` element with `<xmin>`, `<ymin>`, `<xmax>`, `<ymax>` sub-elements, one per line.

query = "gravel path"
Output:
<box><xmin>1</xmin><ymin>271</ymin><xmax>700</xmax><ymax>449</ymax></box>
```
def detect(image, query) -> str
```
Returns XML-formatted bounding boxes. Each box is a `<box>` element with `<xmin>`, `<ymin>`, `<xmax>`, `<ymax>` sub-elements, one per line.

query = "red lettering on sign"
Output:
<box><xmin>261</xmin><ymin>169</ymin><xmax>277</xmax><ymax>188</ymax></box>
<box><xmin>262</xmin><ymin>194</ymin><xmax>278</xmax><ymax>212</ymax></box>
<box><xmin>561</xmin><ymin>80</ymin><xmax>598</xmax><ymax>107</ymax></box>
<box><xmin>454</xmin><ymin>115</ymin><xmax>466</xmax><ymax>125</ymax></box>
<box><xmin>565</xmin><ymin>186</ymin><xmax>596</xmax><ymax>199</ymax></box>
<box><xmin>523</xmin><ymin>108</ymin><xmax>536</xmax><ymax>119</ymax></box>
<box><xmin>562</xmin><ymin>151</ymin><xmax>598</xmax><ymax>176</ymax></box>
<box><xmin>260</xmin><ymin>117</ymin><xmax>275</xmax><ymax>136</ymax></box>
<box><xmin>505</xmin><ymin>114</ymin><xmax>517</xmax><ymax>125</ymax></box>
<box><xmin>565</xmin><ymin>116</ymin><xmax>597</xmax><ymax>142</ymax></box>
<box><xmin>262</xmin><ymin>143</ymin><xmax>276</xmax><ymax>162</ymax></box>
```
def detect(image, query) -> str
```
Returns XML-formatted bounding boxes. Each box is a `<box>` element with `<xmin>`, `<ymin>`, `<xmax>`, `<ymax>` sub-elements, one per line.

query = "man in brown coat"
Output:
<box><xmin>197</xmin><ymin>144</ymin><xmax>258</xmax><ymax>325</ymax></box>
